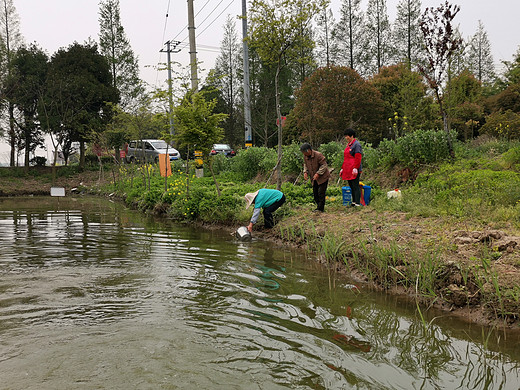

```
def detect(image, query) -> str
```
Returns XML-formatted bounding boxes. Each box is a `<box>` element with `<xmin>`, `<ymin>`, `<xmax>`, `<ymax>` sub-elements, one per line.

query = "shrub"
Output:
<box><xmin>480</xmin><ymin>110</ymin><xmax>520</xmax><ymax>140</ymax></box>
<box><xmin>318</xmin><ymin>141</ymin><xmax>344</xmax><ymax>171</ymax></box>
<box><xmin>502</xmin><ymin>145</ymin><xmax>520</xmax><ymax>168</ymax></box>
<box><xmin>281</xmin><ymin>143</ymin><xmax>303</xmax><ymax>175</ymax></box>
<box><xmin>30</xmin><ymin>156</ymin><xmax>47</xmax><ymax>167</ymax></box>
<box><xmin>230</xmin><ymin>147</ymin><xmax>276</xmax><ymax>181</ymax></box>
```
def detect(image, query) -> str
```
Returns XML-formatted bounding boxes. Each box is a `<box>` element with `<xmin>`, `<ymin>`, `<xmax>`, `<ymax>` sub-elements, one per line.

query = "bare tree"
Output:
<box><xmin>418</xmin><ymin>1</ymin><xmax>462</xmax><ymax>158</ymax></box>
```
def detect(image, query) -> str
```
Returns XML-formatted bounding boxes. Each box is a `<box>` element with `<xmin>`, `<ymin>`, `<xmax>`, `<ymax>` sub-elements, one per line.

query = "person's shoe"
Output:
<box><xmin>351</xmin><ymin>203</ymin><xmax>361</xmax><ymax>207</ymax></box>
<box><xmin>312</xmin><ymin>209</ymin><xmax>323</xmax><ymax>213</ymax></box>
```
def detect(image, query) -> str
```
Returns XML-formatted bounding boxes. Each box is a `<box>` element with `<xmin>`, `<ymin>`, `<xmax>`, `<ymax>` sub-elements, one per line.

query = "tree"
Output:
<box><xmin>480</xmin><ymin>109</ymin><xmax>520</xmax><ymax>140</ymax></box>
<box><xmin>444</xmin><ymin>70</ymin><xmax>484</xmax><ymax>140</ymax></box>
<box><xmin>248</xmin><ymin>0</ymin><xmax>326</xmax><ymax>190</ymax></box>
<box><xmin>465</xmin><ymin>20</ymin><xmax>495</xmax><ymax>86</ymax></box>
<box><xmin>492</xmin><ymin>83</ymin><xmax>520</xmax><ymax>114</ymax></box>
<box><xmin>314</xmin><ymin>6</ymin><xmax>335</xmax><ymax>67</ymax></box>
<box><xmin>370</xmin><ymin>63</ymin><xmax>436</xmax><ymax>138</ymax></box>
<box><xmin>211</xmin><ymin>15</ymin><xmax>243</xmax><ymax>146</ymax></box>
<box><xmin>393</xmin><ymin>0</ymin><xmax>423</xmax><ymax>67</ymax></box>
<box><xmin>5</xmin><ymin>44</ymin><xmax>48</xmax><ymax>169</ymax></box>
<box><xmin>174</xmin><ymin>91</ymin><xmax>227</xmax><ymax>196</ymax></box>
<box><xmin>331</xmin><ymin>0</ymin><xmax>366</xmax><ymax>72</ymax></box>
<box><xmin>292</xmin><ymin>16</ymin><xmax>317</xmax><ymax>86</ymax></box>
<box><xmin>502</xmin><ymin>47</ymin><xmax>520</xmax><ymax>87</ymax></box>
<box><xmin>249</xmin><ymin>50</ymin><xmax>278</xmax><ymax>147</ymax></box>
<box><xmin>41</xmin><ymin>42</ymin><xmax>119</xmax><ymax>168</ymax></box>
<box><xmin>364</xmin><ymin>0</ymin><xmax>393</xmax><ymax>75</ymax></box>
<box><xmin>98</xmin><ymin>0</ymin><xmax>144</xmax><ymax>110</ymax></box>
<box><xmin>0</xmin><ymin>0</ymin><xmax>23</xmax><ymax>166</ymax></box>
<box><xmin>291</xmin><ymin>66</ymin><xmax>385</xmax><ymax>145</ymax></box>
<box><xmin>418</xmin><ymin>1</ymin><xmax>462</xmax><ymax>157</ymax></box>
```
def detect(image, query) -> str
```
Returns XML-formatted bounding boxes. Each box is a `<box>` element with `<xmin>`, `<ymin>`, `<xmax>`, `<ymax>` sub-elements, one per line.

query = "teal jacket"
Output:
<box><xmin>250</xmin><ymin>189</ymin><xmax>283</xmax><ymax>224</ymax></box>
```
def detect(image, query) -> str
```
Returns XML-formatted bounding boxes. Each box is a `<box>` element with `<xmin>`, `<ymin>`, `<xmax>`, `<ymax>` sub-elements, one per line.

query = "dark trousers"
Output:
<box><xmin>263</xmin><ymin>194</ymin><xmax>286</xmax><ymax>228</ymax></box>
<box><xmin>313</xmin><ymin>180</ymin><xmax>328</xmax><ymax>211</ymax></box>
<box><xmin>348</xmin><ymin>174</ymin><xmax>361</xmax><ymax>204</ymax></box>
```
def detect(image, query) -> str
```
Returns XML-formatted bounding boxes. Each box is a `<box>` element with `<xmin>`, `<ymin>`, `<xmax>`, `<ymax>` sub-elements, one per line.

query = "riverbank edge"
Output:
<box><xmin>131</xmin><ymin>188</ymin><xmax>519</xmax><ymax>330</ymax></box>
<box><xmin>198</xmin><ymin>207</ymin><xmax>520</xmax><ymax>331</ymax></box>
<box><xmin>1</xmin><ymin>170</ymin><xmax>518</xmax><ymax>330</ymax></box>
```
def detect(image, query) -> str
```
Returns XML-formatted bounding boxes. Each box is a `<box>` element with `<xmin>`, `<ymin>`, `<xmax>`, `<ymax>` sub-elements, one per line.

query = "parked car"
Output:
<box><xmin>125</xmin><ymin>140</ymin><xmax>180</xmax><ymax>163</ymax></box>
<box><xmin>210</xmin><ymin>143</ymin><xmax>236</xmax><ymax>157</ymax></box>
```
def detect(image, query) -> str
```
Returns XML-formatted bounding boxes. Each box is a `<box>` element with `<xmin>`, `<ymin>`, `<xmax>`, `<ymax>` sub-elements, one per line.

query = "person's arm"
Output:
<box><xmin>248</xmin><ymin>208</ymin><xmax>261</xmax><ymax>232</ymax></box>
<box><xmin>354</xmin><ymin>153</ymin><xmax>362</xmax><ymax>169</ymax></box>
<box><xmin>316</xmin><ymin>154</ymin><xmax>328</xmax><ymax>175</ymax></box>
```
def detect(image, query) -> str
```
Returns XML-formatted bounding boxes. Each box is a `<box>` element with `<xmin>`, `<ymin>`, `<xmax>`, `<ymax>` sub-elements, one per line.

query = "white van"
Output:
<box><xmin>125</xmin><ymin>140</ymin><xmax>180</xmax><ymax>163</ymax></box>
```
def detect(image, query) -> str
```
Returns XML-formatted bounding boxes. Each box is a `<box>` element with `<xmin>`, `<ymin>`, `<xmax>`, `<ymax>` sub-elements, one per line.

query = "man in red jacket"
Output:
<box><xmin>340</xmin><ymin>129</ymin><xmax>363</xmax><ymax>206</ymax></box>
<box><xmin>300</xmin><ymin>143</ymin><xmax>331</xmax><ymax>212</ymax></box>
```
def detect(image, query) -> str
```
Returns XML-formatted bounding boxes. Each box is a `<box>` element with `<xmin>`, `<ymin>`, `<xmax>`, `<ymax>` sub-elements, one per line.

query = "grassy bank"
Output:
<box><xmin>1</xmin><ymin>135</ymin><xmax>519</xmax><ymax>327</ymax></box>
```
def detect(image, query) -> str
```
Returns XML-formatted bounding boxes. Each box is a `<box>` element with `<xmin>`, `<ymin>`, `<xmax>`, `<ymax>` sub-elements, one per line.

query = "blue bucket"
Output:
<box><xmin>362</xmin><ymin>185</ymin><xmax>371</xmax><ymax>206</ymax></box>
<box><xmin>342</xmin><ymin>186</ymin><xmax>352</xmax><ymax>206</ymax></box>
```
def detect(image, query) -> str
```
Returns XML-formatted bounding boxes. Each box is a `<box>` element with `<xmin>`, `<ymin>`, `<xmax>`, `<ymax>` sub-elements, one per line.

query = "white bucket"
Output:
<box><xmin>387</xmin><ymin>189</ymin><xmax>402</xmax><ymax>199</ymax></box>
<box><xmin>235</xmin><ymin>226</ymin><xmax>252</xmax><ymax>241</ymax></box>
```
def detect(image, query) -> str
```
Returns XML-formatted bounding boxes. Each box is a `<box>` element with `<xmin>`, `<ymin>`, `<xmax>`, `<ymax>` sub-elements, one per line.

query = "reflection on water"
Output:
<box><xmin>0</xmin><ymin>197</ymin><xmax>519</xmax><ymax>389</ymax></box>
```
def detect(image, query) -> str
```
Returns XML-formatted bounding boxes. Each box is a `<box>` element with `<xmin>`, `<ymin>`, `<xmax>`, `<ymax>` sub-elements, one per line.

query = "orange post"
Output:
<box><xmin>159</xmin><ymin>154</ymin><xmax>172</xmax><ymax>177</ymax></box>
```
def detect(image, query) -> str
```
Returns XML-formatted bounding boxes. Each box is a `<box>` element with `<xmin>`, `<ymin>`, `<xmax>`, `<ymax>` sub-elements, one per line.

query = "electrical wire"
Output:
<box><xmin>155</xmin><ymin>0</ymin><xmax>173</xmax><ymax>88</ymax></box>
<box><xmin>196</xmin><ymin>0</ymin><xmax>235</xmax><ymax>39</ymax></box>
<box><xmin>176</xmin><ymin>0</ymin><xmax>236</xmax><ymax>44</ymax></box>
<box><xmin>169</xmin><ymin>0</ymin><xmax>213</xmax><ymax>42</ymax></box>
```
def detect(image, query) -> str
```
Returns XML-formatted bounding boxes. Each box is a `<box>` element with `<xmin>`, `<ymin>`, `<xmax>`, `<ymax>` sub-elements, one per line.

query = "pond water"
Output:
<box><xmin>0</xmin><ymin>197</ymin><xmax>519</xmax><ymax>390</ymax></box>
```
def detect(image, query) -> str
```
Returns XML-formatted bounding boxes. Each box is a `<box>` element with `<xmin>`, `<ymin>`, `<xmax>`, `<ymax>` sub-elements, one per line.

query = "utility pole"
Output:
<box><xmin>242</xmin><ymin>0</ymin><xmax>252</xmax><ymax>148</ymax></box>
<box><xmin>187</xmin><ymin>0</ymin><xmax>198</xmax><ymax>91</ymax></box>
<box><xmin>160</xmin><ymin>40</ymin><xmax>181</xmax><ymax>135</ymax></box>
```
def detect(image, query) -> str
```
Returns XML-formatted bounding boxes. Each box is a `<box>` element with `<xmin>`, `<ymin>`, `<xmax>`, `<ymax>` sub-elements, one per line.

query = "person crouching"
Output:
<box><xmin>245</xmin><ymin>189</ymin><xmax>286</xmax><ymax>232</ymax></box>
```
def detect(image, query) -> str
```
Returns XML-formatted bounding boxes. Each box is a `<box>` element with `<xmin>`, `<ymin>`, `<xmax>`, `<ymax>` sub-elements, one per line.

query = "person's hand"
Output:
<box><xmin>339</xmin><ymin>169</ymin><xmax>343</xmax><ymax>176</ymax></box>
<box><xmin>247</xmin><ymin>223</ymin><xmax>253</xmax><ymax>233</ymax></box>
<box><xmin>303</xmin><ymin>172</ymin><xmax>308</xmax><ymax>181</ymax></box>
<box><xmin>352</xmin><ymin>168</ymin><xmax>358</xmax><ymax>175</ymax></box>
<box><xmin>313</xmin><ymin>173</ymin><xmax>319</xmax><ymax>181</ymax></box>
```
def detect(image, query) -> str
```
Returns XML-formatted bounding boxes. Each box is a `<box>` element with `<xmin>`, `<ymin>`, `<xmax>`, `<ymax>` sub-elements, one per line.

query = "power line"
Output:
<box><xmin>169</xmin><ymin>0</ymin><xmax>213</xmax><ymax>42</ymax></box>
<box><xmin>196</xmin><ymin>0</ymin><xmax>235</xmax><ymax>39</ymax></box>
<box><xmin>155</xmin><ymin>0</ymin><xmax>173</xmax><ymax>88</ymax></box>
<box><xmin>175</xmin><ymin>0</ymin><xmax>236</xmax><ymax>45</ymax></box>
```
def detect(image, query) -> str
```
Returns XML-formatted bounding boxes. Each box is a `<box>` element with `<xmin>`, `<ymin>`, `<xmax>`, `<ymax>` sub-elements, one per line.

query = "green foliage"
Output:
<box><xmin>174</xmin><ymin>91</ymin><xmax>227</xmax><ymax>157</ymax></box>
<box><xmin>281</xmin><ymin>143</ymin><xmax>303</xmax><ymax>175</ymax></box>
<box><xmin>370</xmin><ymin>63</ymin><xmax>435</xmax><ymax>137</ymax></box>
<box><xmin>229</xmin><ymin>147</ymin><xmax>277</xmax><ymax>181</ymax></box>
<box><xmin>318</xmin><ymin>141</ymin><xmax>344</xmax><ymax>171</ymax></box>
<box><xmin>98</xmin><ymin>0</ymin><xmax>144</xmax><ymax>109</ymax></box>
<box><xmin>367</xmin><ymin>129</ymin><xmax>458</xmax><ymax>169</ymax></box>
<box><xmin>502</xmin><ymin>145</ymin><xmax>520</xmax><ymax>168</ymax></box>
<box><xmin>209</xmin><ymin>153</ymin><xmax>233</xmax><ymax>175</ymax></box>
<box><xmin>480</xmin><ymin>110</ymin><xmax>520</xmax><ymax>140</ymax></box>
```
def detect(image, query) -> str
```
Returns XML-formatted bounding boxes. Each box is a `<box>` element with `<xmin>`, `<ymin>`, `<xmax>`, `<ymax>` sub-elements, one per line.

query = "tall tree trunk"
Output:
<box><xmin>275</xmin><ymin>60</ymin><xmax>282</xmax><ymax>191</ymax></box>
<box><xmin>8</xmin><ymin>103</ymin><xmax>16</xmax><ymax>166</ymax></box>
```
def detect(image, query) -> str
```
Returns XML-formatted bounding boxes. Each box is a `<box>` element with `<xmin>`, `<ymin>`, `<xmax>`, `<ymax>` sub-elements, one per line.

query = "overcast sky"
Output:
<box><xmin>13</xmin><ymin>0</ymin><xmax>520</xmax><ymax>89</ymax></box>
<box><xmin>2</xmin><ymin>0</ymin><xmax>520</xmax><ymax>162</ymax></box>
